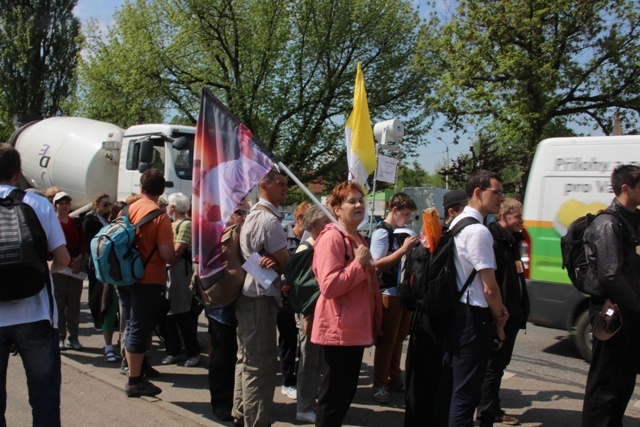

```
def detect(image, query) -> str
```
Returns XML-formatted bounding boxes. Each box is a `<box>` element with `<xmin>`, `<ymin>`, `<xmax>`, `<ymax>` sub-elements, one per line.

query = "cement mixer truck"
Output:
<box><xmin>7</xmin><ymin>117</ymin><xmax>195</xmax><ymax>212</ymax></box>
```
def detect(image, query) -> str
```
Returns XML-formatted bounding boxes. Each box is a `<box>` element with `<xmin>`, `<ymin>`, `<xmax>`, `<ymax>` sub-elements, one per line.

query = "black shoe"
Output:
<box><xmin>143</xmin><ymin>365</ymin><xmax>160</xmax><ymax>378</ymax></box>
<box><xmin>125</xmin><ymin>378</ymin><xmax>162</xmax><ymax>397</ymax></box>
<box><xmin>141</xmin><ymin>357</ymin><xmax>160</xmax><ymax>378</ymax></box>
<box><xmin>212</xmin><ymin>406</ymin><xmax>233</xmax><ymax>422</ymax></box>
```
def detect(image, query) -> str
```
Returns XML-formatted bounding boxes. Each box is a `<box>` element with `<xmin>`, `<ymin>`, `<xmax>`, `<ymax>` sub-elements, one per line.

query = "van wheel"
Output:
<box><xmin>572</xmin><ymin>310</ymin><xmax>592</xmax><ymax>363</ymax></box>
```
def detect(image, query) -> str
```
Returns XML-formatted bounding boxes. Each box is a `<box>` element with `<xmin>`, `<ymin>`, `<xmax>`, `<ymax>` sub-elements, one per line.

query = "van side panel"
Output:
<box><xmin>523</xmin><ymin>136</ymin><xmax>640</xmax><ymax>331</ymax></box>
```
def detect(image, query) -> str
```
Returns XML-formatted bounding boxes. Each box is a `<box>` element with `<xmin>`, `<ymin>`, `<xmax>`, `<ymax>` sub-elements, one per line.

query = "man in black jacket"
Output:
<box><xmin>582</xmin><ymin>164</ymin><xmax>640</xmax><ymax>427</ymax></box>
<box><xmin>476</xmin><ymin>198</ymin><xmax>529</xmax><ymax>426</ymax></box>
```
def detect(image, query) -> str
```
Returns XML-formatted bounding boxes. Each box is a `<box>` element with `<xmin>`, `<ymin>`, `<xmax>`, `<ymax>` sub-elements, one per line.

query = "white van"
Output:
<box><xmin>522</xmin><ymin>135</ymin><xmax>640</xmax><ymax>361</ymax></box>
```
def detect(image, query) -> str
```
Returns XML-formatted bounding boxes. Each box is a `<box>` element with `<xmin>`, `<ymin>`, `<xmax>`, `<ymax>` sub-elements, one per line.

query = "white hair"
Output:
<box><xmin>167</xmin><ymin>192</ymin><xmax>190</xmax><ymax>214</ymax></box>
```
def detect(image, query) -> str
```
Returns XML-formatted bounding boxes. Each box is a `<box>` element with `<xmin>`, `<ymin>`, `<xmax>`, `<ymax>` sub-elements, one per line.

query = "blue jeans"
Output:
<box><xmin>118</xmin><ymin>283</ymin><xmax>164</xmax><ymax>354</ymax></box>
<box><xmin>0</xmin><ymin>320</ymin><xmax>61</xmax><ymax>427</ymax></box>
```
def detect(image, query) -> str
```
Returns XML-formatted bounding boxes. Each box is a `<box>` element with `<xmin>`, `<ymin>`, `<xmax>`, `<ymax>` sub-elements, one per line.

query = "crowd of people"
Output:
<box><xmin>2</xmin><ymin>142</ymin><xmax>640</xmax><ymax>427</ymax></box>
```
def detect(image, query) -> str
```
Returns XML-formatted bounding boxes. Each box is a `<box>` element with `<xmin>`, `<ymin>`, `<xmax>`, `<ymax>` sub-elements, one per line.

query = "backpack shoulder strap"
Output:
<box><xmin>134</xmin><ymin>209</ymin><xmax>164</xmax><ymax>228</ymax></box>
<box><xmin>448</xmin><ymin>216</ymin><xmax>480</xmax><ymax>236</ymax></box>
<box><xmin>448</xmin><ymin>216</ymin><xmax>481</xmax><ymax>297</ymax></box>
<box><xmin>375</xmin><ymin>221</ymin><xmax>395</xmax><ymax>253</ymax></box>
<box><xmin>7</xmin><ymin>188</ymin><xmax>26</xmax><ymax>202</ymax></box>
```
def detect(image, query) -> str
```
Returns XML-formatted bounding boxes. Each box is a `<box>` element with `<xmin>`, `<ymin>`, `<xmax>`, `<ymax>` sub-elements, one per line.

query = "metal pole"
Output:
<box><xmin>445</xmin><ymin>144</ymin><xmax>450</xmax><ymax>190</ymax></box>
<box><xmin>369</xmin><ymin>130</ymin><xmax>383</xmax><ymax>236</ymax></box>
<box><xmin>276</xmin><ymin>162</ymin><xmax>338</xmax><ymax>226</ymax></box>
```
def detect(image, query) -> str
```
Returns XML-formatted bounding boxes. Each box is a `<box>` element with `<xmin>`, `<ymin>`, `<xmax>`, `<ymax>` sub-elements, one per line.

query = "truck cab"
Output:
<box><xmin>115</xmin><ymin>124</ymin><xmax>195</xmax><ymax>201</ymax></box>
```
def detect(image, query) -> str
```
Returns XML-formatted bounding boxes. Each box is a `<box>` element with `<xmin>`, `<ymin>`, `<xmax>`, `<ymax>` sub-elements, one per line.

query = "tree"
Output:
<box><xmin>416</xmin><ymin>0</ymin><xmax>640</xmax><ymax>197</ymax></box>
<box><xmin>0</xmin><ymin>0</ymin><xmax>82</xmax><ymax>139</ymax></box>
<box><xmin>79</xmin><ymin>0</ymin><xmax>431</xmax><ymax>186</ymax></box>
<box><xmin>397</xmin><ymin>160</ymin><xmax>435</xmax><ymax>188</ymax></box>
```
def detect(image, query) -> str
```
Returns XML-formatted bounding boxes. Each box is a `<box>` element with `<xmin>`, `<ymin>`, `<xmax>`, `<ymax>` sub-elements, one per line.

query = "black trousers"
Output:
<box><xmin>316</xmin><ymin>345</ymin><xmax>364</xmax><ymax>427</ymax></box>
<box><xmin>582</xmin><ymin>301</ymin><xmax>640</xmax><ymax>427</ymax></box>
<box><xmin>476</xmin><ymin>322</ymin><xmax>520</xmax><ymax>424</ymax></box>
<box><xmin>163</xmin><ymin>311</ymin><xmax>201</xmax><ymax>358</ymax></box>
<box><xmin>277</xmin><ymin>304</ymin><xmax>298</xmax><ymax>387</ymax></box>
<box><xmin>404</xmin><ymin>312</ymin><xmax>443</xmax><ymax>427</ymax></box>
<box><xmin>434</xmin><ymin>303</ymin><xmax>493</xmax><ymax>427</ymax></box>
<box><xmin>207</xmin><ymin>317</ymin><xmax>237</xmax><ymax>411</ymax></box>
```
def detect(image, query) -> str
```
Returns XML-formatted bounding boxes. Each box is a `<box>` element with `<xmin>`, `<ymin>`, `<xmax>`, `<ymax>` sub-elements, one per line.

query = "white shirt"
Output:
<box><xmin>0</xmin><ymin>186</ymin><xmax>66</xmax><ymax>327</ymax></box>
<box><xmin>449</xmin><ymin>206</ymin><xmax>496</xmax><ymax>307</ymax></box>
<box><xmin>239</xmin><ymin>198</ymin><xmax>287</xmax><ymax>300</ymax></box>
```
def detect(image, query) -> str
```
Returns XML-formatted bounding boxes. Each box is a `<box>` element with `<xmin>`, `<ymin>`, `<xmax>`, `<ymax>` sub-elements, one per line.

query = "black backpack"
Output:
<box><xmin>374</xmin><ymin>221</ymin><xmax>398</xmax><ymax>289</ymax></box>
<box><xmin>560</xmin><ymin>209</ymin><xmax>620</xmax><ymax>293</ymax></box>
<box><xmin>0</xmin><ymin>189</ymin><xmax>49</xmax><ymax>301</ymax></box>
<box><xmin>399</xmin><ymin>217</ymin><xmax>479</xmax><ymax>317</ymax></box>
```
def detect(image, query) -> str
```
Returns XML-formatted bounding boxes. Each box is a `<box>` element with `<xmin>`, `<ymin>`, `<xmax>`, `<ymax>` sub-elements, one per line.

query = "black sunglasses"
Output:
<box><xmin>234</xmin><ymin>209</ymin><xmax>247</xmax><ymax>216</ymax></box>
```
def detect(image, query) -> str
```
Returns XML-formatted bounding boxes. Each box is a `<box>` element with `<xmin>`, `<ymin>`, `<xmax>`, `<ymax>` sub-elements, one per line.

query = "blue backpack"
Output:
<box><xmin>90</xmin><ymin>205</ymin><xmax>163</xmax><ymax>286</ymax></box>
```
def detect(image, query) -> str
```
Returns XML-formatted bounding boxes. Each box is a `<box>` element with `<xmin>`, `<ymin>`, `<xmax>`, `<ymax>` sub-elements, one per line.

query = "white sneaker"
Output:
<box><xmin>161</xmin><ymin>354</ymin><xmax>182</xmax><ymax>365</ymax></box>
<box><xmin>296</xmin><ymin>410</ymin><xmax>316</xmax><ymax>423</ymax></box>
<box><xmin>372</xmin><ymin>386</ymin><xmax>390</xmax><ymax>403</ymax></box>
<box><xmin>281</xmin><ymin>385</ymin><xmax>297</xmax><ymax>400</ymax></box>
<box><xmin>184</xmin><ymin>354</ymin><xmax>201</xmax><ymax>367</ymax></box>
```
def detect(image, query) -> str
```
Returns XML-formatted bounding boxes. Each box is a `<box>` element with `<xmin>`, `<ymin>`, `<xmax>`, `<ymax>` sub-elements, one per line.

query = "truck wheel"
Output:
<box><xmin>572</xmin><ymin>310</ymin><xmax>592</xmax><ymax>363</ymax></box>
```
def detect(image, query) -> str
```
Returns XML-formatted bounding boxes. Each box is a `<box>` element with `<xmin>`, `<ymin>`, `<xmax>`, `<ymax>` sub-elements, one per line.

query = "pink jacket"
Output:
<box><xmin>311</xmin><ymin>224</ymin><xmax>382</xmax><ymax>346</ymax></box>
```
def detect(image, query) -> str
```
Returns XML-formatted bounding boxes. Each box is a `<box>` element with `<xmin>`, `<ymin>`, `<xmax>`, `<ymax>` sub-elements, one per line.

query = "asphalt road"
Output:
<box><xmin>4</xmin><ymin>286</ymin><xmax>640</xmax><ymax>426</ymax></box>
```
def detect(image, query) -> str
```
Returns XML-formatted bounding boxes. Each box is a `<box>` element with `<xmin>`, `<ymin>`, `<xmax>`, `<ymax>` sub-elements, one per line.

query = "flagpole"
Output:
<box><xmin>276</xmin><ymin>162</ymin><xmax>338</xmax><ymax>226</ymax></box>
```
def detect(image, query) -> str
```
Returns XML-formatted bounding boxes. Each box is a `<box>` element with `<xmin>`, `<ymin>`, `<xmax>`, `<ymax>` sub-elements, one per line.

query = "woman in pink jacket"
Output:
<box><xmin>311</xmin><ymin>181</ymin><xmax>382</xmax><ymax>426</ymax></box>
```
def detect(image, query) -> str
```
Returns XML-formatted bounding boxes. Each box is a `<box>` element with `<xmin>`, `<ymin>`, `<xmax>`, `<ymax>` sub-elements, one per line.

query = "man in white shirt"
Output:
<box><xmin>233</xmin><ymin>168</ymin><xmax>290</xmax><ymax>426</ymax></box>
<box><xmin>0</xmin><ymin>145</ymin><xmax>70</xmax><ymax>426</ymax></box>
<box><xmin>434</xmin><ymin>169</ymin><xmax>508</xmax><ymax>427</ymax></box>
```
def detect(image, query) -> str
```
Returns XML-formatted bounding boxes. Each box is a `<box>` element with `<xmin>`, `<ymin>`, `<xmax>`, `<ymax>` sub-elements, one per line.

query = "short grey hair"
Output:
<box><xmin>303</xmin><ymin>205</ymin><xmax>329</xmax><ymax>231</ymax></box>
<box><xmin>167</xmin><ymin>192</ymin><xmax>190</xmax><ymax>214</ymax></box>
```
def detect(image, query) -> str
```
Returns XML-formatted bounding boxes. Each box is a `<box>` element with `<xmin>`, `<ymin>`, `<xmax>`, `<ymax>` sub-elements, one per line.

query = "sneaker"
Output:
<box><xmin>184</xmin><ymin>354</ymin><xmax>201</xmax><ymax>367</ymax></box>
<box><xmin>281</xmin><ymin>385</ymin><xmax>297</xmax><ymax>400</ymax></box>
<box><xmin>296</xmin><ymin>410</ymin><xmax>316</xmax><ymax>423</ymax></box>
<box><xmin>387</xmin><ymin>380</ymin><xmax>405</xmax><ymax>393</ymax></box>
<box><xmin>495</xmin><ymin>413</ymin><xmax>520</xmax><ymax>425</ymax></box>
<box><xmin>161</xmin><ymin>354</ymin><xmax>183</xmax><ymax>365</ymax></box>
<box><xmin>142</xmin><ymin>365</ymin><xmax>160</xmax><ymax>378</ymax></box>
<box><xmin>141</xmin><ymin>357</ymin><xmax>160</xmax><ymax>377</ymax></box>
<box><xmin>59</xmin><ymin>340</ymin><xmax>66</xmax><ymax>351</ymax></box>
<box><xmin>372</xmin><ymin>386</ymin><xmax>390</xmax><ymax>404</ymax></box>
<box><xmin>125</xmin><ymin>377</ymin><xmax>162</xmax><ymax>398</ymax></box>
<box><xmin>65</xmin><ymin>339</ymin><xmax>83</xmax><ymax>351</ymax></box>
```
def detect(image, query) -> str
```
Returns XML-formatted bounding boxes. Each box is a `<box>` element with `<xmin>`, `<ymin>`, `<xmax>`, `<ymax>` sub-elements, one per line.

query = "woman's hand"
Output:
<box><xmin>354</xmin><ymin>244</ymin><xmax>372</xmax><ymax>266</ymax></box>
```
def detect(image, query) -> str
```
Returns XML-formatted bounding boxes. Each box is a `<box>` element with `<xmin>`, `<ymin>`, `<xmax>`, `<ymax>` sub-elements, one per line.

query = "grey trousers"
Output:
<box><xmin>232</xmin><ymin>295</ymin><xmax>279</xmax><ymax>427</ymax></box>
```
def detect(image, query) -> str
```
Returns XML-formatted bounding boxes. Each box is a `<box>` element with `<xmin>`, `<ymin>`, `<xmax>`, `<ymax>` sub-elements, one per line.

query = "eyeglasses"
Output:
<box><xmin>101</xmin><ymin>202</ymin><xmax>112</xmax><ymax>207</ymax></box>
<box><xmin>234</xmin><ymin>209</ymin><xmax>247</xmax><ymax>216</ymax></box>
<box><xmin>485</xmin><ymin>189</ymin><xmax>505</xmax><ymax>197</ymax></box>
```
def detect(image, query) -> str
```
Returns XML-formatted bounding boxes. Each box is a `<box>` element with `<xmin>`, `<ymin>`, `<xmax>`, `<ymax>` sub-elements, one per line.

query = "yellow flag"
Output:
<box><xmin>345</xmin><ymin>62</ymin><xmax>376</xmax><ymax>187</ymax></box>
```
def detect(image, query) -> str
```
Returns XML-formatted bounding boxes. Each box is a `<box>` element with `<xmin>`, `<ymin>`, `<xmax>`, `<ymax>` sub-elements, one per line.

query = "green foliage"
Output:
<box><xmin>397</xmin><ymin>160</ymin><xmax>435</xmax><ymax>188</ymax></box>
<box><xmin>78</xmin><ymin>0</ymin><xmax>431</xmax><ymax>182</ymax></box>
<box><xmin>0</xmin><ymin>0</ymin><xmax>82</xmax><ymax>139</ymax></box>
<box><xmin>416</xmin><ymin>0</ymin><xmax>640</xmax><ymax>197</ymax></box>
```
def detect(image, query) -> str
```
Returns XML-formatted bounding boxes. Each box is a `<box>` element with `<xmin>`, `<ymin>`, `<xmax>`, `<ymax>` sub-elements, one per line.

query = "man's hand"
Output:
<box><xmin>259</xmin><ymin>254</ymin><xmax>277</xmax><ymax>270</ymax></box>
<box><xmin>401</xmin><ymin>236</ymin><xmax>419</xmax><ymax>254</ymax></box>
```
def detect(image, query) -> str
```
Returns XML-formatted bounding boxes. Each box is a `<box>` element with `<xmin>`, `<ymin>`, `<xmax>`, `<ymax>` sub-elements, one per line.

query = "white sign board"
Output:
<box><xmin>376</xmin><ymin>155</ymin><xmax>399</xmax><ymax>184</ymax></box>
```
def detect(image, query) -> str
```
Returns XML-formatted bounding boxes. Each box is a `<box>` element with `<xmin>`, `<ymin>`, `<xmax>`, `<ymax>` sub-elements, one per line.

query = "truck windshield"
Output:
<box><xmin>172</xmin><ymin>133</ymin><xmax>193</xmax><ymax>180</ymax></box>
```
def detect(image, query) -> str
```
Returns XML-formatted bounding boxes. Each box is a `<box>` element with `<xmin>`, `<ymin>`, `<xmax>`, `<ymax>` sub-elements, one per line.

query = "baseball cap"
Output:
<box><xmin>53</xmin><ymin>192</ymin><xmax>72</xmax><ymax>204</ymax></box>
<box><xmin>443</xmin><ymin>189</ymin><xmax>468</xmax><ymax>210</ymax></box>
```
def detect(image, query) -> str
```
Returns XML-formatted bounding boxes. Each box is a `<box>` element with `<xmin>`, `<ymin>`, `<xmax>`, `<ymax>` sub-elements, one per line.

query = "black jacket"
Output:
<box><xmin>488</xmin><ymin>221</ymin><xmax>530</xmax><ymax>329</ymax></box>
<box><xmin>584</xmin><ymin>198</ymin><xmax>640</xmax><ymax>312</ymax></box>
